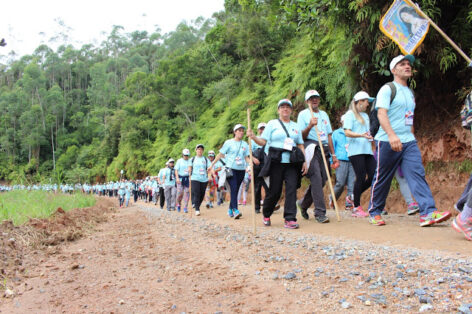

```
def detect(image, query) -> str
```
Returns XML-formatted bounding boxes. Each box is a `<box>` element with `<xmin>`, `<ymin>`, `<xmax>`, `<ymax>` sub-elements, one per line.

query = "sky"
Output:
<box><xmin>0</xmin><ymin>0</ymin><xmax>225</xmax><ymax>60</ymax></box>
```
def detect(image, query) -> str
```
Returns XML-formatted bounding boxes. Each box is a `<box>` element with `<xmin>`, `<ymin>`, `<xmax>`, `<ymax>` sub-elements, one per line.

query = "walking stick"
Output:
<box><xmin>247</xmin><ymin>103</ymin><xmax>257</xmax><ymax>235</ymax></box>
<box><xmin>188</xmin><ymin>169</ymin><xmax>193</xmax><ymax>218</ymax></box>
<box><xmin>307</xmin><ymin>105</ymin><xmax>341</xmax><ymax>222</ymax></box>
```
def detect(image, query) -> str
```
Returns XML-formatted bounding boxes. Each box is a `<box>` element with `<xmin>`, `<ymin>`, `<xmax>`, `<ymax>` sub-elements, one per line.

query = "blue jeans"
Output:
<box><xmin>227</xmin><ymin>169</ymin><xmax>246</xmax><ymax>210</ymax></box>
<box><xmin>368</xmin><ymin>140</ymin><xmax>436</xmax><ymax>216</ymax></box>
<box><xmin>333</xmin><ymin>160</ymin><xmax>355</xmax><ymax>199</ymax></box>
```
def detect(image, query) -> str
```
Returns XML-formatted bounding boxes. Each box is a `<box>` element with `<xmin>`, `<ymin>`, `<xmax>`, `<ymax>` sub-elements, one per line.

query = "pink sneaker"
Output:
<box><xmin>352</xmin><ymin>206</ymin><xmax>368</xmax><ymax>218</ymax></box>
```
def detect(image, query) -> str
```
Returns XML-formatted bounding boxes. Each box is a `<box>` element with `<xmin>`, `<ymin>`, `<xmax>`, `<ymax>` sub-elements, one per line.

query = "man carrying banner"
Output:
<box><xmin>367</xmin><ymin>54</ymin><xmax>451</xmax><ymax>227</ymax></box>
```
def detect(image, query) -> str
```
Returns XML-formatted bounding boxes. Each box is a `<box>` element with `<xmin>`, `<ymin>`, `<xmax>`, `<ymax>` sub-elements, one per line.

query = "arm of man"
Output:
<box><xmin>327</xmin><ymin>134</ymin><xmax>337</xmax><ymax>162</ymax></box>
<box><xmin>378</xmin><ymin>108</ymin><xmax>402</xmax><ymax>152</ymax></box>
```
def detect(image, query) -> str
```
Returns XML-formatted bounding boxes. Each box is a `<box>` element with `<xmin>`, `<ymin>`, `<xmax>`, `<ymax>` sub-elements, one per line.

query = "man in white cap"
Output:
<box><xmin>296</xmin><ymin>90</ymin><xmax>337</xmax><ymax>223</ymax></box>
<box><xmin>367</xmin><ymin>54</ymin><xmax>451</xmax><ymax>226</ymax></box>
<box><xmin>162</xmin><ymin>158</ymin><xmax>177</xmax><ymax>211</ymax></box>
<box><xmin>157</xmin><ymin>162</ymin><xmax>167</xmax><ymax>209</ymax></box>
<box><xmin>175</xmin><ymin>148</ymin><xmax>191</xmax><ymax>213</ymax></box>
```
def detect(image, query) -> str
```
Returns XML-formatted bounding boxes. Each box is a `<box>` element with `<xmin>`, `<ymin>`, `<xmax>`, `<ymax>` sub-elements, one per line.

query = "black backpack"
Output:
<box><xmin>460</xmin><ymin>91</ymin><xmax>472</xmax><ymax>130</ymax></box>
<box><xmin>369</xmin><ymin>82</ymin><xmax>396</xmax><ymax>137</ymax></box>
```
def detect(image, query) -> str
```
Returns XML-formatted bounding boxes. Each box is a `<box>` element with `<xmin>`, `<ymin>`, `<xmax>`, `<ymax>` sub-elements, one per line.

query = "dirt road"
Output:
<box><xmin>1</xmin><ymin>201</ymin><xmax>471</xmax><ymax>313</ymax></box>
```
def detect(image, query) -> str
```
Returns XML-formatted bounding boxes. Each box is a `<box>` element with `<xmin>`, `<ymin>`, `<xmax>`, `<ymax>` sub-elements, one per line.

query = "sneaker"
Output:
<box><xmin>183</xmin><ymin>208</ymin><xmax>188</xmax><ymax>213</ymax></box>
<box><xmin>315</xmin><ymin>215</ymin><xmax>330</xmax><ymax>223</ymax></box>
<box><xmin>233</xmin><ymin>209</ymin><xmax>242</xmax><ymax>219</ymax></box>
<box><xmin>345</xmin><ymin>195</ymin><xmax>354</xmax><ymax>209</ymax></box>
<box><xmin>242</xmin><ymin>200</ymin><xmax>246</xmax><ymax>205</ymax></box>
<box><xmin>296</xmin><ymin>201</ymin><xmax>309</xmax><ymax>220</ymax></box>
<box><xmin>407</xmin><ymin>202</ymin><xmax>420</xmax><ymax>215</ymax></box>
<box><xmin>195</xmin><ymin>210</ymin><xmax>200</xmax><ymax>216</ymax></box>
<box><xmin>284</xmin><ymin>220</ymin><xmax>299</xmax><ymax>229</ymax></box>
<box><xmin>227</xmin><ymin>208</ymin><xmax>234</xmax><ymax>218</ymax></box>
<box><xmin>451</xmin><ymin>215</ymin><xmax>472</xmax><ymax>241</ymax></box>
<box><xmin>206</xmin><ymin>203</ymin><xmax>210</xmax><ymax>208</ymax></box>
<box><xmin>217</xmin><ymin>200</ymin><xmax>222</xmax><ymax>206</ymax></box>
<box><xmin>255</xmin><ymin>209</ymin><xmax>261</xmax><ymax>214</ymax></box>
<box><xmin>352</xmin><ymin>206</ymin><xmax>368</xmax><ymax>218</ymax></box>
<box><xmin>328</xmin><ymin>195</ymin><xmax>334</xmax><ymax>209</ymax></box>
<box><xmin>263</xmin><ymin>217</ymin><xmax>271</xmax><ymax>226</ymax></box>
<box><xmin>209</xmin><ymin>202</ymin><xmax>214</xmax><ymax>208</ymax></box>
<box><xmin>177</xmin><ymin>205</ymin><xmax>181</xmax><ymax>212</ymax></box>
<box><xmin>381</xmin><ymin>209</ymin><xmax>388</xmax><ymax>215</ymax></box>
<box><xmin>419</xmin><ymin>210</ymin><xmax>451</xmax><ymax>227</ymax></box>
<box><xmin>370</xmin><ymin>215</ymin><xmax>386</xmax><ymax>226</ymax></box>
<box><xmin>238</xmin><ymin>201</ymin><xmax>243</xmax><ymax>205</ymax></box>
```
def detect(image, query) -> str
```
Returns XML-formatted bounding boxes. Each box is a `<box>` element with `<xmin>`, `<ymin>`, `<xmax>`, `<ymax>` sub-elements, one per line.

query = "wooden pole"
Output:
<box><xmin>307</xmin><ymin>106</ymin><xmax>341</xmax><ymax>222</ymax></box>
<box><xmin>189</xmin><ymin>169</ymin><xmax>193</xmax><ymax>218</ymax></box>
<box><xmin>247</xmin><ymin>106</ymin><xmax>257</xmax><ymax>235</ymax></box>
<box><xmin>403</xmin><ymin>0</ymin><xmax>472</xmax><ymax>66</ymax></box>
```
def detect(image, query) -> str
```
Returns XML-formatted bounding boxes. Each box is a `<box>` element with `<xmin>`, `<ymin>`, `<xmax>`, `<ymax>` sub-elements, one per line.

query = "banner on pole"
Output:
<box><xmin>379</xmin><ymin>0</ymin><xmax>430</xmax><ymax>55</ymax></box>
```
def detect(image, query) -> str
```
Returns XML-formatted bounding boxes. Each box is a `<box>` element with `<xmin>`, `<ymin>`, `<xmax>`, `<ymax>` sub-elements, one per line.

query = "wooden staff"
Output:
<box><xmin>307</xmin><ymin>105</ymin><xmax>341</xmax><ymax>222</ymax></box>
<box><xmin>403</xmin><ymin>0</ymin><xmax>471</xmax><ymax>66</ymax></box>
<box><xmin>247</xmin><ymin>104</ymin><xmax>257</xmax><ymax>235</ymax></box>
<box><xmin>188</xmin><ymin>167</ymin><xmax>193</xmax><ymax>218</ymax></box>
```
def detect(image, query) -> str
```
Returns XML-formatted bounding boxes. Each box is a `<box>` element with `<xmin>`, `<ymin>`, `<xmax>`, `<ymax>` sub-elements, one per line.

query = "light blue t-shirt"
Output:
<box><xmin>261</xmin><ymin>119</ymin><xmax>303</xmax><ymax>163</ymax></box>
<box><xmin>331</xmin><ymin>128</ymin><xmax>349</xmax><ymax>161</ymax></box>
<box><xmin>163</xmin><ymin>167</ymin><xmax>176</xmax><ymax>187</ymax></box>
<box><xmin>190</xmin><ymin>156</ymin><xmax>209</xmax><ymax>182</ymax></box>
<box><xmin>219</xmin><ymin>139</ymin><xmax>249</xmax><ymax>170</ymax></box>
<box><xmin>375</xmin><ymin>82</ymin><xmax>416</xmax><ymax>143</ymax></box>
<box><xmin>251</xmin><ymin>139</ymin><xmax>262</xmax><ymax>151</ymax></box>
<box><xmin>297</xmin><ymin>108</ymin><xmax>333</xmax><ymax>144</ymax></box>
<box><xmin>343</xmin><ymin>110</ymin><xmax>373</xmax><ymax>157</ymax></box>
<box><xmin>175</xmin><ymin>158</ymin><xmax>191</xmax><ymax>177</ymax></box>
<box><xmin>212</xmin><ymin>160</ymin><xmax>223</xmax><ymax>171</ymax></box>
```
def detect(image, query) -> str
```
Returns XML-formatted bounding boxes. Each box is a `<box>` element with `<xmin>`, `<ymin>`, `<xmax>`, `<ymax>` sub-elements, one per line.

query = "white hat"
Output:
<box><xmin>257</xmin><ymin>122</ymin><xmax>267</xmax><ymax>129</ymax></box>
<box><xmin>182</xmin><ymin>148</ymin><xmax>190</xmax><ymax>155</ymax></box>
<box><xmin>167</xmin><ymin>158</ymin><xmax>175</xmax><ymax>163</ymax></box>
<box><xmin>195</xmin><ymin>143</ymin><xmax>204</xmax><ymax>149</ymax></box>
<box><xmin>233</xmin><ymin>124</ymin><xmax>246</xmax><ymax>132</ymax></box>
<box><xmin>389</xmin><ymin>54</ymin><xmax>415</xmax><ymax>71</ymax></box>
<box><xmin>208</xmin><ymin>150</ymin><xmax>215</xmax><ymax>156</ymax></box>
<box><xmin>305</xmin><ymin>90</ymin><xmax>320</xmax><ymax>101</ymax></box>
<box><xmin>277</xmin><ymin>99</ymin><xmax>293</xmax><ymax>108</ymax></box>
<box><xmin>353</xmin><ymin>91</ymin><xmax>375</xmax><ymax>103</ymax></box>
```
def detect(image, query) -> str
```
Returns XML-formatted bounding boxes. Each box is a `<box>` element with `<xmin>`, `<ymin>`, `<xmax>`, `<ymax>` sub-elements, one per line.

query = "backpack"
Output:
<box><xmin>369</xmin><ymin>82</ymin><xmax>396</xmax><ymax>137</ymax></box>
<box><xmin>460</xmin><ymin>91</ymin><xmax>472</xmax><ymax>129</ymax></box>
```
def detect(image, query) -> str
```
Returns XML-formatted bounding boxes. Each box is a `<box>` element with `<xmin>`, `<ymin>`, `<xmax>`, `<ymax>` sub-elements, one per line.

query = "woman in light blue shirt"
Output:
<box><xmin>189</xmin><ymin>144</ymin><xmax>209</xmax><ymax>216</ymax></box>
<box><xmin>343</xmin><ymin>91</ymin><xmax>375</xmax><ymax>218</ymax></box>
<box><xmin>210</xmin><ymin>124</ymin><xmax>251</xmax><ymax>219</ymax></box>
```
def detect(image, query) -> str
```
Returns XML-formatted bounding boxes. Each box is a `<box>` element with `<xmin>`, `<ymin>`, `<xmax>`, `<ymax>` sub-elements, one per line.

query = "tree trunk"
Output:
<box><xmin>51</xmin><ymin>124</ymin><xmax>55</xmax><ymax>170</ymax></box>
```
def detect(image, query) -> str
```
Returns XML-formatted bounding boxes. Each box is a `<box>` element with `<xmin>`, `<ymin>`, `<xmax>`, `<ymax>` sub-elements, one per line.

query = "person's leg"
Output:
<box><xmin>334</xmin><ymin>160</ymin><xmax>349</xmax><ymax>200</ymax></box>
<box><xmin>452</xmin><ymin>186</ymin><xmax>472</xmax><ymax>240</ymax></box>
<box><xmin>456</xmin><ymin>173</ymin><xmax>472</xmax><ymax>211</ymax></box>
<box><xmin>368</xmin><ymin>141</ymin><xmax>403</xmax><ymax>216</ymax></box>
<box><xmin>170</xmin><ymin>186</ymin><xmax>177</xmax><ymax>209</ymax></box>
<box><xmin>400</xmin><ymin>142</ymin><xmax>437</xmax><ymax>216</ymax></box>
<box><xmin>164</xmin><ymin>186</ymin><xmax>171</xmax><ymax>210</ymax></box>
<box><xmin>309</xmin><ymin>150</ymin><xmax>328</xmax><ymax>219</ymax></box>
<box><xmin>263</xmin><ymin>162</ymin><xmax>283</xmax><ymax>219</ymax></box>
<box><xmin>183</xmin><ymin>184</ymin><xmax>190</xmax><ymax>210</ymax></box>
<box><xmin>348</xmin><ymin>155</ymin><xmax>367</xmax><ymax>207</ymax></box>
<box><xmin>346</xmin><ymin>161</ymin><xmax>355</xmax><ymax>201</ymax></box>
<box><xmin>176</xmin><ymin>181</ymin><xmax>183</xmax><ymax>209</ymax></box>
<box><xmin>237</xmin><ymin>181</ymin><xmax>243</xmax><ymax>204</ymax></box>
<box><xmin>254</xmin><ymin>176</ymin><xmax>262</xmax><ymax>211</ymax></box>
<box><xmin>198</xmin><ymin>182</ymin><xmax>208</xmax><ymax>209</ymax></box>
<box><xmin>227</xmin><ymin>170</ymin><xmax>245</xmax><ymax>213</ymax></box>
<box><xmin>395</xmin><ymin>168</ymin><xmax>415</xmax><ymax>205</ymax></box>
<box><xmin>283</xmin><ymin>164</ymin><xmax>298</xmax><ymax>222</ymax></box>
<box><xmin>160</xmin><ymin>187</ymin><xmax>165</xmax><ymax>208</ymax></box>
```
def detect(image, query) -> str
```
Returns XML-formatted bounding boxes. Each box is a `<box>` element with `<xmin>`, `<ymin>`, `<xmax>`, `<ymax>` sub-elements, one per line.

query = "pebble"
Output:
<box><xmin>272</xmin><ymin>273</ymin><xmax>279</xmax><ymax>280</ymax></box>
<box><xmin>395</xmin><ymin>271</ymin><xmax>404</xmax><ymax>279</ymax></box>
<box><xmin>4</xmin><ymin>289</ymin><xmax>14</xmax><ymax>298</ymax></box>
<box><xmin>284</xmin><ymin>272</ymin><xmax>296</xmax><ymax>280</ymax></box>
<box><xmin>458</xmin><ymin>305</ymin><xmax>472</xmax><ymax>314</ymax></box>
<box><xmin>414</xmin><ymin>288</ymin><xmax>426</xmax><ymax>296</ymax></box>
<box><xmin>171</xmin><ymin>305</ymin><xmax>177</xmax><ymax>310</ymax></box>
<box><xmin>419</xmin><ymin>304</ymin><xmax>433</xmax><ymax>312</ymax></box>
<box><xmin>341</xmin><ymin>301</ymin><xmax>351</xmax><ymax>309</ymax></box>
<box><xmin>419</xmin><ymin>296</ymin><xmax>431</xmax><ymax>304</ymax></box>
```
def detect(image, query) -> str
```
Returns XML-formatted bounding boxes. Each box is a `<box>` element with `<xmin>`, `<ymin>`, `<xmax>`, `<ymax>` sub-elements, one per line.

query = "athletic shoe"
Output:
<box><xmin>328</xmin><ymin>195</ymin><xmax>334</xmax><ymax>209</ymax></box>
<box><xmin>315</xmin><ymin>215</ymin><xmax>330</xmax><ymax>223</ymax></box>
<box><xmin>419</xmin><ymin>213</ymin><xmax>436</xmax><ymax>227</ymax></box>
<box><xmin>370</xmin><ymin>215</ymin><xmax>386</xmax><ymax>226</ymax></box>
<box><xmin>352</xmin><ymin>206</ymin><xmax>368</xmax><ymax>218</ymax></box>
<box><xmin>419</xmin><ymin>210</ymin><xmax>451</xmax><ymax>227</ymax></box>
<box><xmin>297</xmin><ymin>201</ymin><xmax>309</xmax><ymax>220</ymax></box>
<box><xmin>177</xmin><ymin>205</ymin><xmax>181</xmax><ymax>212</ymax></box>
<box><xmin>345</xmin><ymin>195</ymin><xmax>354</xmax><ymax>209</ymax></box>
<box><xmin>255</xmin><ymin>209</ymin><xmax>261</xmax><ymax>214</ymax></box>
<box><xmin>227</xmin><ymin>209</ymin><xmax>234</xmax><ymax>217</ymax></box>
<box><xmin>183</xmin><ymin>208</ymin><xmax>188</xmax><ymax>213</ymax></box>
<box><xmin>407</xmin><ymin>202</ymin><xmax>420</xmax><ymax>215</ymax></box>
<box><xmin>381</xmin><ymin>209</ymin><xmax>389</xmax><ymax>215</ymax></box>
<box><xmin>209</xmin><ymin>202</ymin><xmax>214</xmax><ymax>208</ymax></box>
<box><xmin>233</xmin><ymin>209</ymin><xmax>242</xmax><ymax>219</ymax></box>
<box><xmin>195</xmin><ymin>210</ymin><xmax>200</xmax><ymax>216</ymax></box>
<box><xmin>242</xmin><ymin>200</ymin><xmax>246</xmax><ymax>205</ymax></box>
<box><xmin>451</xmin><ymin>215</ymin><xmax>472</xmax><ymax>241</ymax></box>
<box><xmin>238</xmin><ymin>201</ymin><xmax>243</xmax><ymax>205</ymax></box>
<box><xmin>206</xmin><ymin>203</ymin><xmax>210</xmax><ymax>208</ymax></box>
<box><xmin>263</xmin><ymin>217</ymin><xmax>271</xmax><ymax>226</ymax></box>
<box><xmin>217</xmin><ymin>200</ymin><xmax>222</xmax><ymax>206</ymax></box>
<box><xmin>274</xmin><ymin>204</ymin><xmax>281</xmax><ymax>211</ymax></box>
<box><xmin>284</xmin><ymin>220</ymin><xmax>299</xmax><ymax>229</ymax></box>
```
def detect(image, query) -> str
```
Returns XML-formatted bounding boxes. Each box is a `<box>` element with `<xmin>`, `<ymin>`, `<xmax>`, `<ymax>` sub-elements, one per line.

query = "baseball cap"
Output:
<box><xmin>195</xmin><ymin>144</ymin><xmax>204</xmax><ymax>149</ymax></box>
<box><xmin>277</xmin><ymin>99</ymin><xmax>293</xmax><ymax>108</ymax></box>
<box><xmin>353</xmin><ymin>91</ymin><xmax>375</xmax><ymax>103</ymax></box>
<box><xmin>389</xmin><ymin>54</ymin><xmax>415</xmax><ymax>71</ymax></box>
<box><xmin>208</xmin><ymin>150</ymin><xmax>215</xmax><ymax>156</ymax></box>
<box><xmin>305</xmin><ymin>90</ymin><xmax>320</xmax><ymax>101</ymax></box>
<box><xmin>182</xmin><ymin>148</ymin><xmax>190</xmax><ymax>156</ymax></box>
<box><xmin>167</xmin><ymin>158</ymin><xmax>175</xmax><ymax>163</ymax></box>
<box><xmin>233</xmin><ymin>124</ymin><xmax>246</xmax><ymax>132</ymax></box>
<box><xmin>257</xmin><ymin>122</ymin><xmax>266</xmax><ymax>129</ymax></box>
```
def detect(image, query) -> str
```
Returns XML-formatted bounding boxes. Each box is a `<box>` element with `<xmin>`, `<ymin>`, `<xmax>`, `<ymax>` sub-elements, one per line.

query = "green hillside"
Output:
<box><xmin>0</xmin><ymin>0</ymin><xmax>471</xmax><ymax>183</ymax></box>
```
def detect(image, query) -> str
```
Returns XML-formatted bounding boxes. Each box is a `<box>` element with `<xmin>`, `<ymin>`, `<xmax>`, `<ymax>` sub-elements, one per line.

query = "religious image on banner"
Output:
<box><xmin>380</xmin><ymin>0</ymin><xmax>430</xmax><ymax>55</ymax></box>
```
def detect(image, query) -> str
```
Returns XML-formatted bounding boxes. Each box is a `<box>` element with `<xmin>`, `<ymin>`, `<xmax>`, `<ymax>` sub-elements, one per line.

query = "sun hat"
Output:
<box><xmin>389</xmin><ymin>54</ymin><xmax>415</xmax><ymax>71</ymax></box>
<box><xmin>233</xmin><ymin>124</ymin><xmax>246</xmax><ymax>132</ymax></box>
<box><xmin>353</xmin><ymin>91</ymin><xmax>375</xmax><ymax>103</ymax></box>
<box><xmin>305</xmin><ymin>90</ymin><xmax>320</xmax><ymax>101</ymax></box>
<box><xmin>277</xmin><ymin>99</ymin><xmax>293</xmax><ymax>108</ymax></box>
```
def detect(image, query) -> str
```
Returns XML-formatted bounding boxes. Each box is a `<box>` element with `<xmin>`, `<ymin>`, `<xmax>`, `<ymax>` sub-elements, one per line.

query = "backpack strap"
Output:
<box><xmin>386</xmin><ymin>81</ymin><xmax>396</xmax><ymax>104</ymax></box>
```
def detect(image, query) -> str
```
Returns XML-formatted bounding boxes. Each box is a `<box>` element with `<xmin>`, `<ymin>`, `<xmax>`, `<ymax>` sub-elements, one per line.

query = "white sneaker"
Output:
<box><xmin>195</xmin><ymin>210</ymin><xmax>200</xmax><ymax>216</ymax></box>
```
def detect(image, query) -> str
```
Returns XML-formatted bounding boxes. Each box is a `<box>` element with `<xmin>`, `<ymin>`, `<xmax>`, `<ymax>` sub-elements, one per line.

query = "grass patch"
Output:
<box><xmin>0</xmin><ymin>191</ymin><xmax>96</xmax><ymax>226</ymax></box>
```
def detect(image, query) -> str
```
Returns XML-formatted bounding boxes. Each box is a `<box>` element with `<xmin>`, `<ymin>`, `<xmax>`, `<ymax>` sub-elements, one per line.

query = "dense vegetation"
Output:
<box><xmin>0</xmin><ymin>0</ymin><xmax>471</xmax><ymax>183</ymax></box>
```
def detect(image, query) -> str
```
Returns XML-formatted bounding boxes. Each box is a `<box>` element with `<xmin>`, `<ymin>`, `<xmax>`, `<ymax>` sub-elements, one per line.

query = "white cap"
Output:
<box><xmin>167</xmin><ymin>158</ymin><xmax>175</xmax><ymax>163</ymax></box>
<box><xmin>277</xmin><ymin>99</ymin><xmax>293</xmax><ymax>108</ymax></box>
<box><xmin>195</xmin><ymin>143</ymin><xmax>204</xmax><ymax>150</ymax></box>
<box><xmin>208</xmin><ymin>150</ymin><xmax>215</xmax><ymax>156</ymax></box>
<box><xmin>233</xmin><ymin>124</ymin><xmax>246</xmax><ymax>132</ymax></box>
<box><xmin>353</xmin><ymin>91</ymin><xmax>375</xmax><ymax>103</ymax></box>
<box><xmin>182</xmin><ymin>148</ymin><xmax>190</xmax><ymax>155</ymax></box>
<box><xmin>257</xmin><ymin>122</ymin><xmax>267</xmax><ymax>129</ymax></box>
<box><xmin>305</xmin><ymin>90</ymin><xmax>320</xmax><ymax>101</ymax></box>
<box><xmin>389</xmin><ymin>54</ymin><xmax>415</xmax><ymax>71</ymax></box>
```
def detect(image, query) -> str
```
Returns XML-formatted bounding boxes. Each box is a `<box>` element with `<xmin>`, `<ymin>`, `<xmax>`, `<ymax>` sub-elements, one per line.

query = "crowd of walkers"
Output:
<box><xmin>1</xmin><ymin>54</ymin><xmax>470</xmax><ymax>241</ymax></box>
